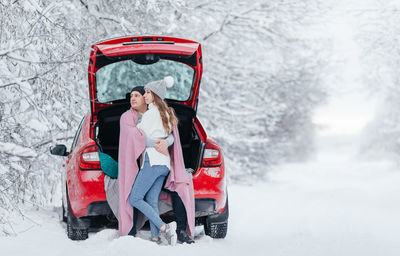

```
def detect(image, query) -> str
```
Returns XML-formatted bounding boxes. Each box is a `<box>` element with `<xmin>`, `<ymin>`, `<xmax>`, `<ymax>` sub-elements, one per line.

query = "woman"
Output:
<box><xmin>128</xmin><ymin>76</ymin><xmax>179</xmax><ymax>245</ymax></box>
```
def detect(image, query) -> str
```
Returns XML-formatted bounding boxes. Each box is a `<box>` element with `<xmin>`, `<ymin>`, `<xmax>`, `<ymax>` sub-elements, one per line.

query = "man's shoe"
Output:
<box><xmin>151</xmin><ymin>237</ymin><xmax>162</xmax><ymax>245</ymax></box>
<box><xmin>177</xmin><ymin>230</ymin><xmax>195</xmax><ymax>244</ymax></box>
<box><xmin>163</xmin><ymin>222</ymin><xmax>177</xmax><ymax>246</ymax></box>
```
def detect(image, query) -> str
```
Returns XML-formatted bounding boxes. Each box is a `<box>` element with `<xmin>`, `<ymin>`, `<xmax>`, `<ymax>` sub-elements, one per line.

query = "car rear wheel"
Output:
<box><xmin>204</xmin><ymin>197</ymin><xmax>229</xmax><ymax>239</ymax></box>
<box><xmin>67</xmin><ymin>221</ymin><xmax>88</xmax><ymax>241</ymax></box>
<box><xmin>204</xmin><ymin>221</ymin><xmax>228</xmax><ymax>238</ymax></box>
<box><xmin>66</xmin><ymin>186</ymin><xmax>89</xmax><ymax>241</ymax></box>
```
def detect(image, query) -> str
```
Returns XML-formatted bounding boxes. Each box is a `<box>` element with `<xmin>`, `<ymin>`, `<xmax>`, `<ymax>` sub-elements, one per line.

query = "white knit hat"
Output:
<box><xmin>144</xmin><ymin>76</ymin><xmax>174</xmax><ymax>99</ymax></box>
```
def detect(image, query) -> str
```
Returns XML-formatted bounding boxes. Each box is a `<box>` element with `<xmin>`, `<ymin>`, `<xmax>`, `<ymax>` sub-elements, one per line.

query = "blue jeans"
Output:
<box><xmin>129</xmin><ymin>154</ymin><xmax>170</xmax><ymax>239</ymax></box>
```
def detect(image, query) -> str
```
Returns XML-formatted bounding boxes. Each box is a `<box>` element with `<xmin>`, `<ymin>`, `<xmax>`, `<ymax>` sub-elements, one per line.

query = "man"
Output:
<box><xmin>108</xmin><ymin>86</ymin><xmax>194</xmax><ymax>244</ymax></box>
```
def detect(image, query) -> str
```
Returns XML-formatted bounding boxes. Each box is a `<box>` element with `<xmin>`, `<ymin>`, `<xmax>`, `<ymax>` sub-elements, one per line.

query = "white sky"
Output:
<box><xmin>312</xmin><ymin>1</ymin><xmax>379</xmax><ymax>136</ymax></box>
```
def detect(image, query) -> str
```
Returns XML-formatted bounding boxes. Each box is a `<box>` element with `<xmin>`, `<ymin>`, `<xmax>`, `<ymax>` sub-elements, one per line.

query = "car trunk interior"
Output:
<box><xmin>95</xmin><ymin>101</ymin><xmax>203</xmax><ymax>171</ymax></box>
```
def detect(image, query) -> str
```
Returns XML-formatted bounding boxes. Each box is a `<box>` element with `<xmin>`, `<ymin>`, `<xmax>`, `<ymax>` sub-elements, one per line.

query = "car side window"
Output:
<box><xmin>71</xmin><ymin>117</ymin><xmax>85</xmax><ymax>150</ymax></box>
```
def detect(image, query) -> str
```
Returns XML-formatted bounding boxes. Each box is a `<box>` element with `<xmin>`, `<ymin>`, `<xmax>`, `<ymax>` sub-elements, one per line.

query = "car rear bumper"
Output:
<box><xmin>81</xmin><ymin>198</ymin><xmax>221</xmax><ymax>220</ymax></box>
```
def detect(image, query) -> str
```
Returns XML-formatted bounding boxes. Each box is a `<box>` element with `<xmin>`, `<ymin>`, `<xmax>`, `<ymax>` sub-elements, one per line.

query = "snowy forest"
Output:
<box><xmin>1</xmin><ymin>0</ymin><xmax>400</xmax><ymax>254</ymax></box>
<box><xmin>0</xmin><ymin>0</ymin><xmax>329</xmax><ymax>227</ymax></box>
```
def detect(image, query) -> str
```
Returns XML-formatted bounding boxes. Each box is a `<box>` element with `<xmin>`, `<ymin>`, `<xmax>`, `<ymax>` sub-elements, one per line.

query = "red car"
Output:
<box><xmin>51</xmin><ymin>36</ymin><xmax>228</xmax><ymax>241</ymax></box>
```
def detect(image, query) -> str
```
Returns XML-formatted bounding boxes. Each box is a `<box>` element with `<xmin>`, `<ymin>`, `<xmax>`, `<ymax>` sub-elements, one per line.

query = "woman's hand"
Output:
<box><xmin>154</xmin><ymin>139</ymin><xmax>169</xmax><ymax>156</ymax></box>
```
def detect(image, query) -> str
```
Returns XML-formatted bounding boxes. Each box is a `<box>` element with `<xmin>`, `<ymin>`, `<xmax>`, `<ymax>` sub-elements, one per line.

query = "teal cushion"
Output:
<box><xmin>99</xmin><ymin>152</ymin><xmax>118</xmax><ymax>178</ymax></box>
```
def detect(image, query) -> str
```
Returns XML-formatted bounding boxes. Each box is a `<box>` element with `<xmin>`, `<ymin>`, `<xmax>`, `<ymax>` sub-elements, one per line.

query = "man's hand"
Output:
<box><xmin>154</xmin><ymin>139</ymin><xmax>169</xmax><ymax>156</ymax></box>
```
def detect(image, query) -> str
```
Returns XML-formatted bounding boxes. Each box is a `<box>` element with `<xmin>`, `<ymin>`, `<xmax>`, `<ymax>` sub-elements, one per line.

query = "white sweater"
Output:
<box><xmin>137</xmin><ymin>103</ymin><xmax>171</xmax><ymax>169</ymax></box>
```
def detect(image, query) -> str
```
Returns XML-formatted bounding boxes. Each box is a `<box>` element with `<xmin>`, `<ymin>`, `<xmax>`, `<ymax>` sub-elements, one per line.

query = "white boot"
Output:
<box><xmin>163</xmin><ymin>221</ymin><xmax>177</xmax><ymax>246</ymax></box>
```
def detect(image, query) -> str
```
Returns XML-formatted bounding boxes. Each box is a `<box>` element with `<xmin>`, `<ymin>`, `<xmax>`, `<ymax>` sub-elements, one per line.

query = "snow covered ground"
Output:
<box><xmin>1</xmin><ymin>135</ymin><xmax>399</xmax><ymax>256</ymax></box>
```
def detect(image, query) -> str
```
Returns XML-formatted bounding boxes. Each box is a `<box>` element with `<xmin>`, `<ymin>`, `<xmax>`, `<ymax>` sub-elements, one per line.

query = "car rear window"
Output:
<box><xmin>95</xmin><ymin>59</ymin><xmax>195</xmax><ymax>103</ymax></box>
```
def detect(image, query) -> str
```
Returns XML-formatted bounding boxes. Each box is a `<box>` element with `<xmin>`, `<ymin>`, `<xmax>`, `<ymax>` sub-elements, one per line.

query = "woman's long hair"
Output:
<box><xmin>151</xmin><ymin>92</ymin><xmax>178</xmax><ymax>134</ymax></box>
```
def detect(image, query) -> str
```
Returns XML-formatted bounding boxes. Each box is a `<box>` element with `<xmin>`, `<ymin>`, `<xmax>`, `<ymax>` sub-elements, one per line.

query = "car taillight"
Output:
<box><xmin>202</xmin><ymin>141</ymin><xmax>222</xmax><ymax>167</ymax></box>
<box><xmin>79</xmin><ymin>144</ymin><xmax>101</xmax><ymax>170</ymax></box>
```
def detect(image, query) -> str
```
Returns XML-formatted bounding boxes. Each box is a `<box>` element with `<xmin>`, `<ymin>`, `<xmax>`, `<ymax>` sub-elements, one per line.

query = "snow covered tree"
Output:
<box><xmin>0</xmin><ymin>0</ymin><xmax>194</xmax><ymax>235</ymax></box>
<box><xmin>355</xmin><ymin>1</ymin><xmax>400</xmax><ymax>160</ymax></box>
<box><xmin>171</xmin><ymin>1</ymin><xmax>329</xmax><ymax>181</ymax></box>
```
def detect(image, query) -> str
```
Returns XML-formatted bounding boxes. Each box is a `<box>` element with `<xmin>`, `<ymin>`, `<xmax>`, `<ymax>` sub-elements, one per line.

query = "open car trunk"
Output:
<box><xmin>95</xmin><ymin>101</ymin><xmax>203</xmax><ymax>171</ymax></box>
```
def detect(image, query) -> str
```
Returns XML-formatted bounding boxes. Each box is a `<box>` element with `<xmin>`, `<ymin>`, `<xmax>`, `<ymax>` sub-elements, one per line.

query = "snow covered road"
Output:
<box><xmin>1</xmin><ymin>136</ymin><xmax>399</xmax><ymax>256</ymax></box>
<box><xmin>250</xmin><ymin>137</ymin><xmax>400</xmax><ymax>256</ymax></box>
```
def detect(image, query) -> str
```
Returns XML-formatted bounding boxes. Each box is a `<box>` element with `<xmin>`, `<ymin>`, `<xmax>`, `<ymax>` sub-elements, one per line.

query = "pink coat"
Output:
<box><xmin>118</xmin><ymin>108</ymin><xmax>195</xmax><ymax>238</ymax></box>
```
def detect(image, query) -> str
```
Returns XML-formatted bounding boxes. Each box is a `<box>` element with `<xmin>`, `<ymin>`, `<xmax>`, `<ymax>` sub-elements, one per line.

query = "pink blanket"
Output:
<box><xmin>164</xmin><ymin>125</ymin><xmax>195</xmax><ymax>238</ymax></box>
<box><xmin>118</xmin><ymin>108</ymin><xmax>145</xmax><ymax>235</ymax></box>
<box><xmin>118</xmin><ymin>108</ymin><xmax>195</xmax><ymax>238</ymax></box>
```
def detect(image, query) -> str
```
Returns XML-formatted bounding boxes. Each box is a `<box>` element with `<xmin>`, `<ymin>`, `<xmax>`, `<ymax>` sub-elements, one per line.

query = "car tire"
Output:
<box><xmin>204</xmin><ymin>221</ymin><xmax>228</xmax><ymax>238</ymax></box>
<box><xmin>204</xmin><ymin>197</ymin><xmax>229</xmax><ymax>239</ymax></box>
<box><xmin>67</xmin><ymin>221</ymin><xmax>88</xmax><ymax>241</ymax></box>
<box><xmin>66</xmin><ymin>187</ymin><xmax>89</xmax><ymax>241</ymax></box>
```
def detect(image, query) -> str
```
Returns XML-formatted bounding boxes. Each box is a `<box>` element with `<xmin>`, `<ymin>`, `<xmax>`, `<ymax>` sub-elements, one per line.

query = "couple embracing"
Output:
<box><xmin>117</xmin><ymin>77</ymin><xmax>195</xmax><ymax>245</ymax></box>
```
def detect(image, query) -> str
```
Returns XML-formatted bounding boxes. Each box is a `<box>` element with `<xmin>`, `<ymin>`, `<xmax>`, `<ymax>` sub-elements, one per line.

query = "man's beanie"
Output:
<box><xmin>144</xmin><ymin>76</ymin><xmax>174</xmax><ymax>99</ymax></box>
<box><xmin>130</xmin><ymin>85</ymin><xmax>145</xmax><ymax>95</ymax></box>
